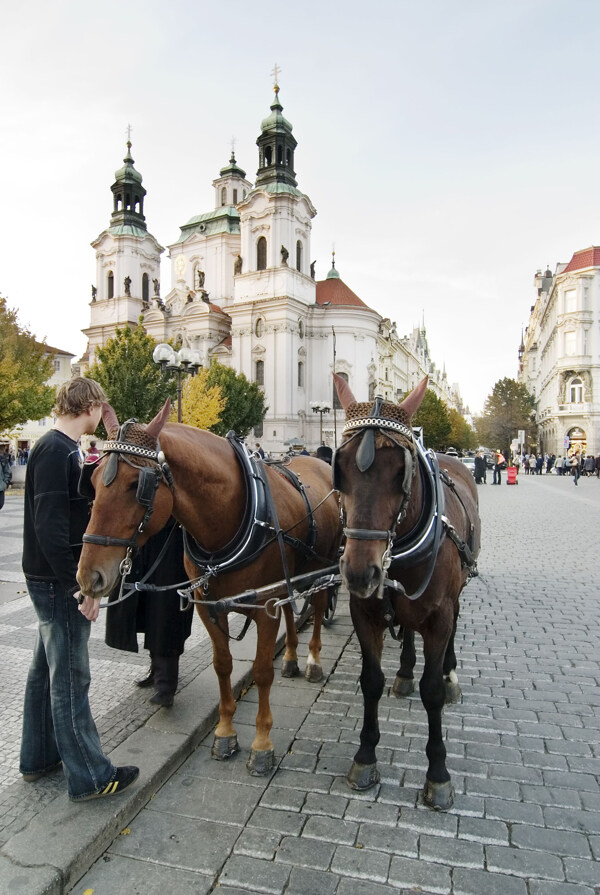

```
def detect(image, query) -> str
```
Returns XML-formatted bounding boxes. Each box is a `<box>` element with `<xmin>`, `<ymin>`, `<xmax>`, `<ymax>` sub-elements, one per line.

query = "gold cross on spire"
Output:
<box><xmin>271</xmin><ymin>63</ymin><xmax>281</xmax><ymax>93</ymax></box>
<box><xmin>126</xmin><ymin>123</ymin><xmax>133</xmax><ymax>144</ymax></box>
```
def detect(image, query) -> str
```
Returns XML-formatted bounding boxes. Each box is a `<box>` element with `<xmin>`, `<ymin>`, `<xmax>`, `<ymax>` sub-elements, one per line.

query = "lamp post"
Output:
<box><xmin>310</xmin><ymin>401</ymin><xmax>331</xmax><ymax>445</ymax></box>
<box><xmin>152</xmin><ymin>343</ymin><xmax>202</xmax><ymax>423</ymax></box>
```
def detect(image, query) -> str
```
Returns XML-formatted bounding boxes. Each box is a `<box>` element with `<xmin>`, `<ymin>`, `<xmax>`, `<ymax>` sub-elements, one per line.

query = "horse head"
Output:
<box><xmin>76</xmin><ymin>399</ymin><xmax>174</xmax><ymax>599</ymax></box>
<box><xmin>333</xmin><ymin>375</ymin><xmax>428</xmax><ymax>599</ymax></box>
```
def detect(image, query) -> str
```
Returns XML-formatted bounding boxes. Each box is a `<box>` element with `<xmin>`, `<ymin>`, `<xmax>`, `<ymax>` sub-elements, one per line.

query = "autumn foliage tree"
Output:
<box><xmin>447</xmin><ymin>407</ymin><xmax>476</xmax><ymax>452</ymax></box>
<box><xmin>172</xmin><ymin>368</ymin><xmax>225</xmax><ymax>429</ymax></box>
<box><xmin>0</xmin><ymin>295</ymin><xmax>55</xmax><ymax>432</ymax></box>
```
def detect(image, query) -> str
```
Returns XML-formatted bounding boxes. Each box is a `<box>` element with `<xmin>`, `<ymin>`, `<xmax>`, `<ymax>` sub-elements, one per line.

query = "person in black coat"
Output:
<box><xmin>474</xmin><ymin>451</ymin><xmax>487</xmax><ymax>485</ymax></box>
<box><xmin>105</xmin><ymin>519</ymin><xmax>193</xmax><ymax>707</ymax></box>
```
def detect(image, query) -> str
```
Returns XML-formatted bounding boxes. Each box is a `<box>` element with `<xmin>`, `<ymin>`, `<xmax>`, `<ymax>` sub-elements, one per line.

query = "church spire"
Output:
<box><xmin>110</xmin><ymin>138</ymin><xmax>147</xmax><ymax>231</ymax></box>
<box><xmin>255</xmin><ymin>74</ymin><xmax>298</xmax><ymax>189</ymax></box>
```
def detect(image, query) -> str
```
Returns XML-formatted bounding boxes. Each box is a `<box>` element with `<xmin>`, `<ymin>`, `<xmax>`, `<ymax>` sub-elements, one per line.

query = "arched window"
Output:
<box><xmin>142</xmin><ymin>273</ymin><xmax>149</xmax><ymax>303</ymax></box>
<box><xmin>255</xmin><ymin>318</ymin><xmax>264</xmax><ymax>338</ymax></box>
<box><xmin>257</xmin><ymin>237</ymin><xmax>267</xmax><ymax>271</ymax></box>
<box><xmin>255</xmin><ymin>359</ymin><xmax>264</xmax><ymax>386</ymax></box>
<box><xmin>277</xmin><ymin>145</ymin><xmax>283</xmax><ymax>165</ymax></box>
<box><xmin>221</xmin><ymin>187</ymin><xmax>227</xmax><ymax>206</ymax></box>
<box><xmin>286</xmin><ymin>149</ymin><xmax>292</xmax><ymax>166</ymax></box>
<box><xmin>333</xmin><ymin>371</ymin><xmax>349</xmax><ymax>410</ymax></box>
<box><xmin>107</xmin><ymin>271</ymin><xmax>114</xmax><ymax>299</ymax></box>
<box><xmin>264</xmin><ymin>146</ymin><xmax>272</xmax><ymax>166</ymax></box>
<box><xmin>569</xmin><ymin>377</ymin><xmax>583</xmax><ymax>403</ymax></box>
<box><xmin>233</xmin><ymin>188</ymin><xmax>238</xmax><ymax>204</ymax></box>
<box><xmin>296</xmin><ymin>240</ymin><xmax>303</xmax><ymax>272</ymax></box>
<box><xmin>297</xmin><ymin>361</ymin><xmax>304</xmax><ymax>388</ymax></box>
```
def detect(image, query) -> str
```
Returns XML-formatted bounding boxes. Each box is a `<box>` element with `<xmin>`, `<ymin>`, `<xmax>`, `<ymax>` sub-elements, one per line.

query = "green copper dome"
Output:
<box><xmin>114</xmin><ymin>142</ymin><xmax>143</xmax><ymax>184</ymax></box>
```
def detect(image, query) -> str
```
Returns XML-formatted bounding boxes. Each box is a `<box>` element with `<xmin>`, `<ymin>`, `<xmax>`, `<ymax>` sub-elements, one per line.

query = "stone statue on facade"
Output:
<box><xmin>310</xmin><ymin>261</ymin><xmax>316</xmax><ymax>280</ymax></box>
<box><xmin>153</xmin><ymin>278</ymin><xmax>160</xmax><ymax>296</ymax></box>
<box><xmin>196</xmin><ymin>269</ymin><xmax>205</xmax><ymax>289</ymax></box>
<box><xmin>281</xmin><ymin>245</ymin><xmax>289</xmax><ymax>266</ymax></box>
<box><xmin>124</xmin><ymin>276</ymin><xmax>131</xmax><ymax>296</ymax></box>
<box><xmin>234</xmin><ymin>254</ymin><xmax>243</xmax><ymax>275</ymax></box>
<box><xmin>91</xmin><ymin>285</ymin><xmax>97</xmax><ymax>301</ymax></box>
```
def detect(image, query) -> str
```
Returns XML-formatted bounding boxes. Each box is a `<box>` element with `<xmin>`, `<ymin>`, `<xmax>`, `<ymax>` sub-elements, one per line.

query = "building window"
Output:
<box><xmin>257</xmin><ymin>237</ymin><xmax>267</xmax><ymax>271</ymax></box>
<box><xmin>298</xmin><ymin>361</ymin><xmax>304</xmax><ymax>387</ymax></box>
<box><xmin>565</xmin><ymin>330</ymin><xmax>576</xmax><ymax>355</ymax></box>
<box><xmin>255</xmin><ymin>359</ymin><xmax>264</xmax><ymax>386</ymax></box>
<box><xmin>569</xmin><ymin>378</ymin><xmax>583</xmax><ymax>403</ymax></box>
<box><xmin>107</xmin><ymin>271</ymin><xmax>114</xmax><ymax>299</ymax></box>
<box><xmin>233</xmin><ymin>188</ymin><xmax>238</xmax><ymax>204</ymax></box>
<box><xmin>298</xmin><ymin>320</ymin><xmax>304</xmax><ymax>339</ymax></box>
<box><xmin>221</xmin><ymin>187</ymin><xmax>227</xmax><ymax>206</ymax></box>
<box><xmin>264</xmin><ymin>146</ymin><xmax>272</xmax><ymax>166</ymax></box>
<box><xmin>333</xmin><ymin>371</ymin><xmax>349</xmax><ymax>410</ymax></box>
<box><xmin>142</xmin><ymin>273</ymin><xmax>149</xmax><ymax>303</ymax></box>
<box><xmin>53</xmin><ymin>359</ymin><xmax>61</xmax><ymax>372</ymax></box>
<box><xmin>296</xmin><ymin>240</ymin><xmax>303</xmax><ymax>272</ymax></box>
<box><xmin>564</xmin><ymin>289</ymin><xmax>576</xmax><ymax>312</ymax></box>
<box><xmin>255</xmin><ymin>318</ymin><xmax>264</xmax><ymax>338</ymax></box>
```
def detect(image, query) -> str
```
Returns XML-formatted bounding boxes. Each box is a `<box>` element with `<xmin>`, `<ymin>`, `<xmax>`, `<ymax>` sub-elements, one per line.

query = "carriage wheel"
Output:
<box><xmin>323</xmin><ymin>585</ymin><xmax>338</xmax><ymax>627</ymax></box>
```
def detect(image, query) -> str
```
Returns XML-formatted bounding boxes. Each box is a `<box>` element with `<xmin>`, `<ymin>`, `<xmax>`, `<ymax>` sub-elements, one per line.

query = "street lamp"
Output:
<box><xmin>310</xmin><ymin>400</ymin><xmax>331</xmax><ymax>445</ymax></box>
<box><xmin>152</xmin><ymin>343</ymin><xmax>202</xmax><ymax>423</ymax></box>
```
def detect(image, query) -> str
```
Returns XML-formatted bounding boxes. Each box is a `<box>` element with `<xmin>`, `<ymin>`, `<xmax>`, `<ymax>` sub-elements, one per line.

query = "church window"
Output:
<box><xmin>296</xmin><ymin>241</ymin><xmax>303</xmax><ymax>272</ymax></box>
<box><xmin>134</xmin><ymin>195</ymin><xmax>140</xmax><ymax>213</ymax></box>
<box><xmin>255</xmin><ymin>318</ymin><xmax>264</xmax><ymax>337</ymax></box>
<box><xmin>297</xmin><ymin>361</ymin><xmax>304</xmax><ymax>387</ymax></box>
<box><xmin>255</xmin><ymin>359</ymin><xmax>264</xmax><ymax>386</ymax></box>
<box><xmin>107</xmin><ymin>271</ymin><xmax>114</xmax><ymax>299</ymax></box>
<box><xmin>233</xmin><ymin>188</ymin><xmax>238</xmax><ymax>204</ymax></box>
<box><xmin>286</xmin><ymin>149</ymin><xmax>291</xmax><ymax>166</ymax></box>
<box><xmin>125</xmin><ymin>192</ymin><xmax>131</xmax><ymax>211</ymax></box>
<box><xmin>569</xmin><ymin>377</ymin><xmax>583</xmax><ymax>403</ymax></box>
<box><xmin>277</xmin><ymin>145</ymin><xmax>283</xmax><ymax>165</ymax></box>
<box><xmin>298</xmin><ymin>320</ymin><xmax>304</xmax><ymax>339</ymax></box>
<box><xmin>333</xmin><ymin>371</ymin><xmax>349</xmax><ymax>410</ymax></box>
<box><xmin>257</xmin><ymin>237</ymin><xmax>267</xmax><ymax>271</ymax></box>
<box><xmin>264</xmin><ymin>146</ymin><xmax>272</xmax><ymax>166</ymax></box>
<box><xmin>142</xmin><ymin>273</ymin><xmax>149</xmax><ymax>303</ymax></box>
<box><xmin>221</xmin><ymin>187</ymin><xmax>227</xmax><ymax>206</ymax></box>
<box><xmin>116</xmin><ymin>195</ymin><xmax>122</xmax><ymax>211</ymax></box>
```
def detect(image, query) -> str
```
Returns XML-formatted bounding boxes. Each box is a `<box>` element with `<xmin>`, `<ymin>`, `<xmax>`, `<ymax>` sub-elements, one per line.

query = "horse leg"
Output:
<box><xmin>247</xmin><ymin>612</ymin><xmax>279</xmax><ymax>776</ymax></box>
<box><xmin>305</xmin><ymin>588</ymin><xmax>326</xmax><ymax>682</ymax></box>
<box><xmin>280</xmin><ymin>604</ymin><xmax>299</xmax><ymax>678</ymax></box>
<box><xmin>392</xmin><ymin>627</ymin><xmax>416</xmax><ymax>697</ymax></box>
<box><xmin>420</xmin><ymin>618</ymin><xmax>454</xmax><ymax>811</ymax></box>
<box><xmin>347</xmin><ymin>600</ymin><xmax>384</xmax><ymax>791</ymax></box>
<box><xmin>196</xmin><ymin>604</ymin><xmax>240</xmax><ymax>761</ymax></box>
<box><xmin>442</xmin><ymin>609</ymin><xmax>461</xmax><ymax>704</ymax></box>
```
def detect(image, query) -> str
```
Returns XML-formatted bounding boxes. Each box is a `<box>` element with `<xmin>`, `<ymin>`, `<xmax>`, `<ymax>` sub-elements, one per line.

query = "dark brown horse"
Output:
<box><xmin>77</xmin><ymin>402</ymin><xmax>341</xmax><ymax>775</ymax></box>
<box><xmin>333</xmin><ymin>375</ymin><xmax>480</xmax><ymax>809</ymax></box>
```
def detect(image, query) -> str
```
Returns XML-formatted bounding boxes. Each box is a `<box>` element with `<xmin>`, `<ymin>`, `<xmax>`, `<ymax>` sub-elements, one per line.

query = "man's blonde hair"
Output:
<box><xmin>53</xmin><ymin>377</ymin><xmax>106</xmax><ymax>418</ymax></box>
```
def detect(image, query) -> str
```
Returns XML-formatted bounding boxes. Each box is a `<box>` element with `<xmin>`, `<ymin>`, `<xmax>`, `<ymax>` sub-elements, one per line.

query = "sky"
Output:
<box><xmin>1</xmin><ymin>0</ymin><xmax>599</xmax><ymax>414</ymax></box>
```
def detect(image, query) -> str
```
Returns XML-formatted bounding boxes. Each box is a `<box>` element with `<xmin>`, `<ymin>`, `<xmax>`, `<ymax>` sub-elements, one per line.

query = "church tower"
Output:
<box><xmin>83</xmin><ymin>139</ymin><xmax>164</xmax><ymax>364</ymax></box>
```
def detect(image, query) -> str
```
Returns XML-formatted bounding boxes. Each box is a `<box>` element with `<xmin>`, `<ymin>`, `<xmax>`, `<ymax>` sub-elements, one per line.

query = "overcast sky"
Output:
<box><xmin>1</xmin><ymin>0</ymin><xmax>599</xmax><ymax>413</ymax></box>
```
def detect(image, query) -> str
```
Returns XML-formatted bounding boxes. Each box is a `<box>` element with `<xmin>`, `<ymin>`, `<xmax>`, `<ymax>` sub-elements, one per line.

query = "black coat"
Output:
<box><xmin>474</xmin><ymin>456</ymin><xmax>487</xmax><ymax>478</ymax></box>
<box><xmin>105</xmin><ymin>519</ymin><xmax>193</xmax><ymax>657</ymax></box>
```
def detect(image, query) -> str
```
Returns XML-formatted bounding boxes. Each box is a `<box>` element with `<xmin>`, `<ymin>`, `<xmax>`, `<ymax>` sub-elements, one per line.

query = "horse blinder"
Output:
<box><xmin>78</xmin><ymin>462</ymin><xmax>98</xmax><ymax>499</ymax></box>
<box><xmin>136</xmin><ymin>466</ymin><xmax>161</xmax><ymax>507</ymax></box>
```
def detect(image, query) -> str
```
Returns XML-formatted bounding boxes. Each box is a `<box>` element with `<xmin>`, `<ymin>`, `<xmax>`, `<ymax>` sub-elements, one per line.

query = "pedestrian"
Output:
<box><xmin>528</xmin><ymin>454</ymin><xmax>537</xmax><ymax>475</ymax></box>
<box><xmin>19</xmin><ymin>377</ymin><xmax>139</xmax><ymax>800</ymax></box>
<box><xmin>86</xmin><ymin>440</ymin><xmax>100</xmax><ymax>462</ymax></box>
<box><xmin>563</xmin><ymin>455</ymin><xmax>571</xmax><ymax>475</ymax></box>
<box><xmin>596</xmin><ymin>455</ymin><xmax>600</xmax><ymax>478</ymax></box>
<box><xmin>571</xmin><ymin>451</ymin><xmax>580</xmax><ymax>485</ymax></box>
<box><xmin>536</xmin><ymin>454</ymin><xmax>544</xmax><ymax>475</ymax></box>
<box><xmin>492</xmin><ymin>450</ymin><xmax>505</xmax><ymax>485</ymax></box>
<box><xmin>555</xmin><ymin>455</ymin><xmax>562</xmax><ymax>475</ymax></box>
<box><xmin>0</xmin><ymin>446</ymin><xmax>12</xmax><ymax>510</ymax></box>
<box><xmin>254</xmin><ymin>442</ymin><xmax>265</xmax><ymax>458</ymax></box>
<box><xmin>584</xmin><ymin>454</ymin><xmax>595</xmax><ymax>476</ymax></box>
<box><xmin>105</xmin><ymin>519</ymin><xmax>193</xmax><ymax>708</ymax></box>
<box><xmin>474</xmin><ymin>450</ymin><xmax>487</xmax><ymax>485</ymax></box>
<box><xmin>546</xmin><ymin>454</ymin><xmax>555</xmax><ymax>475</ymax></box>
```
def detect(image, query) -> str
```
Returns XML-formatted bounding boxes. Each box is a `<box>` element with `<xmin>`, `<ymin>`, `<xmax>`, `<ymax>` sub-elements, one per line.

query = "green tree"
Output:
<box><xmin>87</xmin><ymin>324</ymin><xmax>175</xmax><ymax>429</ymax></box>
<box><xmin>0</xmin><ymin>295</ymin><xmax>54</xmax><ymax>432</ymax></box>
<box><xmin>205</xmin><ymin>361</ymin><xmax>267</xmax><ymax>437</ymax></box>
<box><xmin>411</xmin><ymin>389</ymin><xmax>452</xmax><ymax>451</ymax></box>
<box><xmin>447</xmin><ymin>407</ymin><xmax>477</xmax><ymax>452</ymax></box>
<box><xmin>475</xmin><ymin>377</ymin><xmax>536</xmax><ymax>451</ymax></box>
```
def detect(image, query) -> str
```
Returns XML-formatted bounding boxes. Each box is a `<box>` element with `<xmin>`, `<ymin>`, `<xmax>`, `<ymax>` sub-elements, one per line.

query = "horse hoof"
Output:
<box><xmin>281</xmin><ymin>658</ymin><xmax>300</xmax><ymax>678</ymax></box>
<box><xmin>392</xmin><ymin>675</ymin><xmax>415</xmax><ymax>697</ymax></box>
<box><xmin>304</xmin><ymin>663</ymin><xmax>323</xmax><ymax>683</ymax></box>
<box><xmin>346</xmin><ymin>761</ymin><xmax>380</xmax><ymax>791</ymax></box>
<box><xmin>246</xmin><ymin>749</ymin><xmax>275</xmax><ymax>776</ymax></box>
<box><xmin>444</xmin><ymin>679</ymin><xmax>462</xmax><ymax>704</ymax></box>
<box><xmin>211</xmin><ymin>735</ymin><xmax>240</xmax><ymax>761</ymax></box>
<box><xmin>423</xmin><ymin>777</ymin><xmax>454</xmax><ymax>811</ymax></box>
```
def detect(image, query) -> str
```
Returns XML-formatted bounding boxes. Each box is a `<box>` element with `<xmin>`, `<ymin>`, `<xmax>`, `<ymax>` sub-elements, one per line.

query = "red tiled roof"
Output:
<box><xmin>316</xmin><ymin>278</ymin><xmax>370</xmax><ymax>309</ymax></box>
<box><xmin>562</xmin><ymin>246</ymin><xmax>600</xmax><ymax>273</ymax></box>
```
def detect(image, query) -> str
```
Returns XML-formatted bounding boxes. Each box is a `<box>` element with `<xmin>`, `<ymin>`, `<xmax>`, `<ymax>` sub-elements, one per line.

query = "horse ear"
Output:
<box><xmin>146</xmin><ymin>399</ymin><xmax>172</xmax><ymax>438</ymax></box>
<box><xmin>102</xmin><ymin>403</ymin><xmax>119</xmax><ymax>439</ymax></box>
<box><xmin>333</xmin><ymin>374</ymin><xmax>356</xmax><ymax>410</ymax></box>
<box><xmin>398</xmin><ymin>376</ymin><xmax>429</xmax><ymax>420</ymax></box>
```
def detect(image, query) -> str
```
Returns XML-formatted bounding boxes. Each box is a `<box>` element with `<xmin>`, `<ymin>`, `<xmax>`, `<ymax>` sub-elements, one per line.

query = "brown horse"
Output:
<box><xmin>333</xmin><ymin>375</ymin><xmax>480</xmax><ymax>810</ymax></box>
<box><xmin>77</xmin><ymin>401</ymin><xmax>341</xmax><ymax>775</ymax></box>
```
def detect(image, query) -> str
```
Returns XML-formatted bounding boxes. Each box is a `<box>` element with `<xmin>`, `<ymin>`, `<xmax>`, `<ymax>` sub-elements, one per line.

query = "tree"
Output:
<box><xmin>173</xmin><ymin>367</ymin><xmax>225</xmax><ymax>429</ymax></box>
<box><xmin>411</xmin><ymin>389</ymin><xmax>452</xmax><ymax>451</ymax></box>
<box><xmin>475</xmin><ymin>377</ymin><xmax>536</xmax><ymax>451</ymax></box>
<box><xmin>0</xmin><ymin>295</ymin><xmax>55</xmax><ymax>432</ymax></box>
<box><xmin>447</xmin><ymin>407</ymin><xmax>477</xmax><ymax>452</ymax></box>
<box><xmin>87</xmin><ymin>324</ymin><xmax>175</xmax><ymax>428</ymax></box>
<box><xmin>205</xmin><ymin>361</ymin><xmax>267</xmax><ymax>437</ymax></box>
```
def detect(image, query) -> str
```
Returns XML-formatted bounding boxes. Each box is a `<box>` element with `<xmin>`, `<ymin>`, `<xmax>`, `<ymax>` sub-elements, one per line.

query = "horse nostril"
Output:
<box><xmin>91</xmin><ymin>569</ymin><xmax>105</xmax><ymax>595</ymax></box>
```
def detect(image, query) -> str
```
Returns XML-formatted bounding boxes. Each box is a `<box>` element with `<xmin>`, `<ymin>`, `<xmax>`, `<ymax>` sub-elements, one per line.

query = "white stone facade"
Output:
<box><xmin>519</xmin><ymin>250</ymin><xmax>600</xmax><ymax>456</ymax></box>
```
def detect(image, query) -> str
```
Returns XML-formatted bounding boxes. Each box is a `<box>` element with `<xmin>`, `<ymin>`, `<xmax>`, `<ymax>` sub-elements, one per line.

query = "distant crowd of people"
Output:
<box><xmin>513</xmin><ymin>451</ymin><xmax>599</xmax><ymax>485</ymax></box>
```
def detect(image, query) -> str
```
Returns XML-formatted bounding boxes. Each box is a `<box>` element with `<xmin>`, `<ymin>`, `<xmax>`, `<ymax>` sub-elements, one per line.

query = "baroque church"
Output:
<box><xmin>83</xmin><ymin>83</ymin><xmax>462</xmax><ymax>455</ymax></box>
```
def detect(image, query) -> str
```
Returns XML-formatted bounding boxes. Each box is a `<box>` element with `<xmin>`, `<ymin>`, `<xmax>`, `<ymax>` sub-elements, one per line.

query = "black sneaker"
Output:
<box><xmin>77</xmin><ymin>766</ymin><xmax>140</xmax><ymax>801</ymax></box>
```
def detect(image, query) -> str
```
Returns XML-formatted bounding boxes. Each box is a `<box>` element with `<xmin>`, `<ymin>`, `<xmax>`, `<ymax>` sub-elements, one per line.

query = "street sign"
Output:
<box><xmin>564</xmin><ymin>435</ymin><xmax>570</xmax><ymax>450</ymax></box>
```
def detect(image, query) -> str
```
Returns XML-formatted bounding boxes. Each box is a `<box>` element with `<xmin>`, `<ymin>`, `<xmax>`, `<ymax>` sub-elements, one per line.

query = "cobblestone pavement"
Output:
<box><xmin>2</xmin><ymin>472</ymin><xmax>599</xmax><ymax>894</ymax></box>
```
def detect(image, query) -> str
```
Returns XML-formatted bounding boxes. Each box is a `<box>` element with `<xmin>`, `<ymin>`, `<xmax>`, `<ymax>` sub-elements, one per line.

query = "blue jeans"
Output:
<box><xmin>20</xmin><ymin>579</ymin><xmax>115</xmax><ymax>799</ymax></box>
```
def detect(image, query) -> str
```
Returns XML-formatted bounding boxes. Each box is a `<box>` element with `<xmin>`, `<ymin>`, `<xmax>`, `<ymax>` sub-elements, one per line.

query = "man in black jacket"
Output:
<box><xmin>19</xmin><ymin>377</ymin><xmax>139</xmax><ymax>801</ymax></box>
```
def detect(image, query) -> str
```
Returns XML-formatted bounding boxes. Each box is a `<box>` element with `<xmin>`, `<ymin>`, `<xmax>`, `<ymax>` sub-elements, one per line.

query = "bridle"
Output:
<box><xmin>81</xmin><ymin>419</ymin><xmax>174</xmax><ymax>580</ymax></box>
<box><xmin>332</xmin><ymin>397</ymin><xmax>417</xmax><ymax>563</ymax></box>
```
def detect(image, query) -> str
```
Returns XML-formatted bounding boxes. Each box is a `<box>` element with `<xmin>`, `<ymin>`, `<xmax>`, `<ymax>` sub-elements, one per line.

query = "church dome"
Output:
<box><xmin>114</xmin><ymin>142</ymin><xmax>143</xmax><ymax>184</ymax></box>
